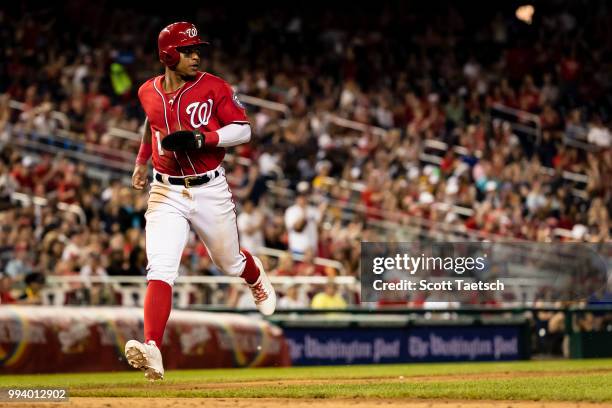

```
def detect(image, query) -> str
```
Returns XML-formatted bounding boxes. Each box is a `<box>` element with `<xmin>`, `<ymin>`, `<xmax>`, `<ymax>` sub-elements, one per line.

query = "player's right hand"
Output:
<box><xmin>132</xmin><ymin>164</ymin><xmax>149</xmax><ymax>190</ymax></box>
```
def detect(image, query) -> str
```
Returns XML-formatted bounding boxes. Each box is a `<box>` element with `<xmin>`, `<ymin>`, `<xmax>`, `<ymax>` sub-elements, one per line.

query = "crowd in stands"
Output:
<box><xmin>0</xmin><ymin>2</ymin><xmax>610</xmax><ymax>307</ymax></box>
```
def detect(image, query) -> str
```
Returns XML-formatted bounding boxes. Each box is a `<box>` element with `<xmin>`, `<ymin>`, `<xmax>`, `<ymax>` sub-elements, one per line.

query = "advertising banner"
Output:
<box><xmin>285</xmin><ymin>328</ymin><xmax>405</xmax><ymax>365</ymax></box>
<box><xmin>0</xmin><ymin>306</ymin><xmax>290</xmax><ymax>374</ymax></box>
<box><xmin>406</xmin><ymin>326</ymin><xmax>522</xmax><ymax>362</ymax></box>
<box><xmin>284</xmin><ymin>325</ymin><xmax>525</xmax><ymax>365</ymax></box>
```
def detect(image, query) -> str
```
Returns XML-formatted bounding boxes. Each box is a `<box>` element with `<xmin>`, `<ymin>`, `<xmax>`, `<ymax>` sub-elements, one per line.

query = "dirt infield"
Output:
<box><xmin>14</xmin><ymin>398</ymin><xmax>612</xmax><ymax>408</ymax></box>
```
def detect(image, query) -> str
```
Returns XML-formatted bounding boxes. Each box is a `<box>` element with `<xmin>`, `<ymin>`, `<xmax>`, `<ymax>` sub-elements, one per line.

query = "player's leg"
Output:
<box><xmin>190</xmin><ymin>175</ymin><xmax>276</xmax><ymax>315</ymax></box>
<box><xmin>143</xmin><ymin>197</ymin><xmax>190</xmax><ymax>346</ymax></box>
<box><xmin>126</xmin><ymin>186</ymin><xmax>190</xmax><ymax>380</ymax></box>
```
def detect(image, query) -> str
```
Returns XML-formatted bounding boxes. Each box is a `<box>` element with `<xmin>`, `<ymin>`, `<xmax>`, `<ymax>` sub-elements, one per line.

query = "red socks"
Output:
<box><xmin>144</xmin><ymin>280</ymin><xmax>172</xmax><ymax>347</ymax></box>
<box><xmin>240</xmin><ymin>249</ymin><xmax>261</xmax><ymax>284</ymax></box>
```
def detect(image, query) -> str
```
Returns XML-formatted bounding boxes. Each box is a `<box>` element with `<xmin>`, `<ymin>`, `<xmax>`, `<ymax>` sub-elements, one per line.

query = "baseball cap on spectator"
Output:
<box><xmin>297</xmin><ymin>181</ymin><xmax>310</xmax><ymax>195</ymax></box>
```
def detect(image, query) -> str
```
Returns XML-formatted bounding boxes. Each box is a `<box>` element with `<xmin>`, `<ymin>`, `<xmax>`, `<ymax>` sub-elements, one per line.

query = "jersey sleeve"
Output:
<box><xmin>137</xmin><ymin>80</ymin><xmax>153</xmax><ymax>119</ymax></box>
<box><xmin>137</xmin><ymin>81</ymin><xmax>149</xmax><ymax>105</ymax></box>
<box><xmin>215</xmin><ymin>81</ymin><xmax>249</xmax><ymax>126</ymax></box>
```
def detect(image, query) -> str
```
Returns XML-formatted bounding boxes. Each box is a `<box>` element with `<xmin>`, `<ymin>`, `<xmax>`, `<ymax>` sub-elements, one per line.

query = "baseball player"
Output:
<box><xmin>124</xmin><ymin>22</ymin><xmax>276</xmax><ymax>381</ymax></box>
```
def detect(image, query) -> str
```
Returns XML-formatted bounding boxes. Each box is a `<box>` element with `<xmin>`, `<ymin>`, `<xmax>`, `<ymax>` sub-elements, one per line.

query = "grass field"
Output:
<box><xmin>1</xmin><ymin>359</ymin><xmax>612</xmax><ymax>407</ymax></box>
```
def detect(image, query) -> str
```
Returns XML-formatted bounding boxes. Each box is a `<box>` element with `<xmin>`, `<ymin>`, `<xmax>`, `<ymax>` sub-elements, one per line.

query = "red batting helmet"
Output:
<box><xmin>158</xmin><ymin>22</ymin><xmax>209</xmax><ymax>67</ymax></box>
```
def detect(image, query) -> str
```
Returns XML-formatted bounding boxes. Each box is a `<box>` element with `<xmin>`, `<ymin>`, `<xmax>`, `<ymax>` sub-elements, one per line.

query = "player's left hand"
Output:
<box><xmin>161</xmin><ymin>130</ymin><xmax>205</xmax><ymax>151</ymax></box>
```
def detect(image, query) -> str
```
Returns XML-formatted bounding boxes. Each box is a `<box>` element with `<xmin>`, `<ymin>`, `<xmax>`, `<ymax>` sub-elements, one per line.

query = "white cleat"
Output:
<box><xmin>124</xmin><ymin>340</ymin><xmax>165</xmax><ymax>381</ymax></box>
<box><xmin>249</xmin><ymin>256</ymin><xmax>277</xmax><ymax>316</ymax></box>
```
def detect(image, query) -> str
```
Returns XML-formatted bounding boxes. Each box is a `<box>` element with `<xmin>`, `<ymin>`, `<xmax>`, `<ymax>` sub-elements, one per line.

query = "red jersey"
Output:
<box><xmin>138</xmin><ymin>71</ymin><xmax>249</xmax><ymax>176</ymax></box>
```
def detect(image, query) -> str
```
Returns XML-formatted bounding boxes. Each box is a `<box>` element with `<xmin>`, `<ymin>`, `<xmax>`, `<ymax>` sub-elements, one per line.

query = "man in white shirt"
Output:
<box><xmin>237</xmin><ymin>200</ymin><xmax>264</xmax><ymax>254</ymax></box>
<box><xmin>284</xmin><ymin>188</ymin><xmax>322</xmax><ymax>255</ymax></box>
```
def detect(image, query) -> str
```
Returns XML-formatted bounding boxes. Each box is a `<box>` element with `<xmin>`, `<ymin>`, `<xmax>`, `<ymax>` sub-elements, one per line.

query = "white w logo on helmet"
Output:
<box><xmin>185</xmin><ymin>27</ymin><xmax>198</xmax><ymax>38</ymax></box>
<box><xmin>186</xmin><ymin>99</ymin><xmax>213</xmax><ymax>128</ymax></box>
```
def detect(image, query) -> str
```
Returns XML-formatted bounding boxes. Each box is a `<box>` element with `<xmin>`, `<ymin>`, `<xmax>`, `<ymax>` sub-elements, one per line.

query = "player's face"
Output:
<box><xmin>175</xmin><ymin>45</ymin><xmax>202</xmax><ymax>78</ymax></box>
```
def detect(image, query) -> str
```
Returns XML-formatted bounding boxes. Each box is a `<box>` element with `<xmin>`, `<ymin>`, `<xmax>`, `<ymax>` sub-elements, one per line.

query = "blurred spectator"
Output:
<box><xmin>62</xmin><ymin>229</ymin><xmax>86</xmax><ymax>262</ymax></box>
<box><xmin>0</xmin><ymin>273</ymin><xmax>16</xmax><ymax>304</ymax></box>
<box><xmin>237</xmin><ymin>199</ymin><xmax>264</xmax><ymax>253</ymax></box>
<box><xmin>263</xmin><ymin>212</ymin><xmax>287</xmax><ymax>250</ymax></box>
<box><xmin>284</xmin><ymin>183</ymin><xmax>324</xmax><ymax>255</ymax></box>
<box><xmin>274</xmin><ymin>253</ymin><xmax>295</xmax><ymax>276</ymax></box>
<box><xmin>278</xmin><ymin>283</ymin><xmax>308</xmax><ymax>309</ymax></box>
<box><xmin>294</xmin><ymin>248</ymin><xmax>326</xmax><ymax>276</ymax></box>
<box><xmin>587</xmin><ymin>115</ymin><xmax>611</xmax><ymax>147</ymax></box>
<box><xmin>80</xmin><ymin>253</ymin><xmax>108</xmax><ymax>284</ymax></box>
<box><xmin>4</xmin><ymin>245</ymin><xmax>33</xmax><ymax>280</ymax></box>
<box><xmin>18</xmin><ymin>272</ymin><xmax>46</xmax><ymax>305</ymax></box>
<box><xmin>311</xmin><ymin>280</ymin><xmax>347</xmax><ymax>309</ymax></box>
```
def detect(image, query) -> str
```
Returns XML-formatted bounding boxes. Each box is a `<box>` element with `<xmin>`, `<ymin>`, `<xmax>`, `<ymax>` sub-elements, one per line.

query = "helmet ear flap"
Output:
<box><xmin>159</xmin><ymin>48</ymin><xmax>179</xmax><ymax>68</ymax></box>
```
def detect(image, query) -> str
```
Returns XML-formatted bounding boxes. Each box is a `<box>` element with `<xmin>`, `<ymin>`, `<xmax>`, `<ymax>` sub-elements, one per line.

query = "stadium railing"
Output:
<box><xmin>10</xmin><ymin>191</ymin><xmax>87</xmax><ymax>224</ymax></box>
<box><xmin>258</xmin><ymin>246</ymin><xmax>345</xmax><ymax>274</ymax></box>
<box><xmin>41</xmin><ymin>274</ymin><xmax>359</xmax><ymax>308</ymax></box>
<box><xmin>40</xmin><ymin>272</ymin><xmax>592</xmax><ymax>314</ymax></box>
<box><xmin>490</xmin><ymin>103</ymin><xmax>542</xmax><ymax>145</ymax></box>
<box><xmin>325</xmin><ymin>113</ymin><xmax>387</xmax><ymax>137</ymax></box>
<box><xmin>39</xmin><ymin>245</ymin><xmax>349</xmax><ymax>307</ymax></box>
<box><xmin>238</xmin><ymin>94</ymin><xmax>291</xmax><ymax>117</ymax></box>
<box><xmin>8</xmin><ymin>99</ymin><xmax>70</xmax><ymax>129</ymax></box>
<box><xmin>9</xmin><ymin>128</ymin><xmax>133</xmax><ymax>182</ymax></box>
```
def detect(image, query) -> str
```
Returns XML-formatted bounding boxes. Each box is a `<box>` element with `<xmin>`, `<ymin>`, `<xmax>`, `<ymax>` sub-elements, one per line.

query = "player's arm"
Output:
<box><xmin>203</xmin><ymin>123</ymin><xmax>251</xmax><ymax>147</ymax></box>
<box><xmin>132</xmin><ymin>118</ymin><xmax>152</xmax><ymax>190</ymax></box>
<box><xmin>140</xmin><ymin>118</ymin><xmax>152</xmax><ymax>144</ymax></box>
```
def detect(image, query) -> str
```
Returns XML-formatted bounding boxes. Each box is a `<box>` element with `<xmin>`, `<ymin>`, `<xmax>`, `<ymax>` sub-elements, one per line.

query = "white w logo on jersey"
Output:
<box><xmin>186</xmin><ymin>99</ymin><xmax>213</xmax><ymax>128</ymax></box>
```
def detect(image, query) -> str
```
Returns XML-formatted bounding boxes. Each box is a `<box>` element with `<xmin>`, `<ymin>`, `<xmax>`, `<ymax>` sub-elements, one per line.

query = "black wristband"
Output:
<box><xmin>193</xmin><ymin>130</ymin><xmax>205</xmax><ymax>149</ymax></box>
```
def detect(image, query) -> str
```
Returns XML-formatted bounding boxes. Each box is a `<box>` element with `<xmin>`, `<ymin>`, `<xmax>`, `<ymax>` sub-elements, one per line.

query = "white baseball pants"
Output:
<box><xmin>144</xmin><ymin>167</ymin><xmax>246</xmax><ymax>286</ymax></box>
